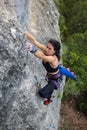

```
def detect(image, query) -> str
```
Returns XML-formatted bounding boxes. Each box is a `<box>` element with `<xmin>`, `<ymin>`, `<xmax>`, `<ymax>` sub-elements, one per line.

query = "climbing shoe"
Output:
<box><xmin>44</xmin><ymin>99</ymin><xmax>52</xmax><ymax>105</ymax></box>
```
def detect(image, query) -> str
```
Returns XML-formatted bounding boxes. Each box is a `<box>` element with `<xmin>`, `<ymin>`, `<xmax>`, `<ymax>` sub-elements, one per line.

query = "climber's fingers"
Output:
<box><xmin>25</xmin><ymin>42</ymin><xmax>33</xmax><ymax>52</ymax></box>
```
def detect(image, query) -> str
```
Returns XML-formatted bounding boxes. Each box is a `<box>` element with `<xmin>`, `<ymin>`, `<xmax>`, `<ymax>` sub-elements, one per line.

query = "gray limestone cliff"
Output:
<box><xmin>0</xmin><ymin>0</ymin><xmax>65</xmax><ymax>130</ymax></box>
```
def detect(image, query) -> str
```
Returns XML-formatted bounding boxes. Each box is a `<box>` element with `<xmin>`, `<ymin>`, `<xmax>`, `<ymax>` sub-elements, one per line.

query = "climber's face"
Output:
<box><xmin>45</xmin><ymin>43</ymin><xmax>55</xmax><ymax>56</ymax></box>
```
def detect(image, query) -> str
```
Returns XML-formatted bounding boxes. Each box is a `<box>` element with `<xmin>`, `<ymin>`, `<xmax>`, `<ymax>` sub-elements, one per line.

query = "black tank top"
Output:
<box><xmin>42</xmin><ymin>61</ymin><xmax>58</xmax><ymax>73</ymax></box>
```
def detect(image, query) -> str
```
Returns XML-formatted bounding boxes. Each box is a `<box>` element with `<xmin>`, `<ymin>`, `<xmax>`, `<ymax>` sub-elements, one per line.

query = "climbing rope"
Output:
<box><xmin>33</xmin><ymin>56</ymin><xmax>41</xmax><ymax>87</ymax></box>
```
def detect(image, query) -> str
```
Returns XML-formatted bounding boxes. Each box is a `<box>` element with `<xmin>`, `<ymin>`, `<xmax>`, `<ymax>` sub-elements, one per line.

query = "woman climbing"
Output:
<box><xmin>25</xmin><ymin>32</ymin><xmax>62</xmax><ymax>105</ymax></box>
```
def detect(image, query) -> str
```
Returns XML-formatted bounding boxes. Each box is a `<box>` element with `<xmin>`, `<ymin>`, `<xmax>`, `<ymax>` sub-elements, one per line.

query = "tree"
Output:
<box><xmin>55</xmin><ymin>0</ymin><xmax>87</xmax><ymax>114</ymax></box>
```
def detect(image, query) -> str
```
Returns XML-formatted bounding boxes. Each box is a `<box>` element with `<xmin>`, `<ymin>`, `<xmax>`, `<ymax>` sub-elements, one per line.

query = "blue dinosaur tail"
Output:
<box><xmin>58</xmin><ymin>65</ymin><xmax>77</xmax><ymax>80</ymax></box>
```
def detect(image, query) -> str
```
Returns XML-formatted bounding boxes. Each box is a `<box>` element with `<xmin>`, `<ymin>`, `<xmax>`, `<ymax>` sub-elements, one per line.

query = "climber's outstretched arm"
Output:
<box><xmin>25</xmin><ymin>32</ymin><xmax>46</xmax><ymax>52</ymax></box>
<box><xmin>35</xmin><ymin>50</ymin><xmax>55</xmax><ymax>63</ymax></box>
<box><xmin>25</xmin><ymin>43</ymin><xmax>55</xmax><ymax>62</ymax></box>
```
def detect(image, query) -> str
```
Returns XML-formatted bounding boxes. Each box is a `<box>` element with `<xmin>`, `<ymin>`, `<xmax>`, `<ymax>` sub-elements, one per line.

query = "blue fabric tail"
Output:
<box><xmin>58</xmin><ymin>65</ymin><xmax>77</xmax><ymax>80</ymax></box>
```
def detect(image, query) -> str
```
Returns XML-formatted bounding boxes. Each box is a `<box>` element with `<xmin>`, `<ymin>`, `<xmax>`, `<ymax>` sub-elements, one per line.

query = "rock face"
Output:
<box><xmin>0</xmin><ymin>0</ymin><xmax>65</xmax><ymax>130</ymax></box>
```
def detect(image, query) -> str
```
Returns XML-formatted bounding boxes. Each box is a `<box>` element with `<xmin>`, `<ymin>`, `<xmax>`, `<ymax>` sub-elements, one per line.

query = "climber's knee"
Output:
<box><xmin>38</xmin><ymin>90</ymin><xmax>45</xmax><ymax>98</ymax></box>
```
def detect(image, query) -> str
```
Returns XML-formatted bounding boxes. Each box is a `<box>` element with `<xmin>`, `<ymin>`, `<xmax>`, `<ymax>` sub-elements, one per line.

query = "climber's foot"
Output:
<box><xmin>44</xmin><ymin>99</ymin><xmax>52</xmax><ymax>105</ymax></box>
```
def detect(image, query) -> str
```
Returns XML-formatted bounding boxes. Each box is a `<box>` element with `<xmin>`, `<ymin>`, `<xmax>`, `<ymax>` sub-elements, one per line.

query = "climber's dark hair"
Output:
<box><xmin>48</xmin><ymin>39</ymin><xmax>61</xmax><ymax>60</ymax></box>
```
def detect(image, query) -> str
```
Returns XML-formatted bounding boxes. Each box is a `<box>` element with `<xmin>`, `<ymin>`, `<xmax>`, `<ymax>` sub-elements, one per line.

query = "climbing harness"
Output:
<box><xmin>46</xmin><ymin>72</ymin><xmax>63</xmax><ymax>90</ymax></box>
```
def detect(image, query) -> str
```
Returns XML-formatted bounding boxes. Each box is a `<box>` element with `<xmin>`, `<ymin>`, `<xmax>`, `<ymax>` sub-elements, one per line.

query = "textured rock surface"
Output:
<box><xmin>0</xmin><ymin>0</ymin><xmax>65</xmax><ymax>130</ymax></box>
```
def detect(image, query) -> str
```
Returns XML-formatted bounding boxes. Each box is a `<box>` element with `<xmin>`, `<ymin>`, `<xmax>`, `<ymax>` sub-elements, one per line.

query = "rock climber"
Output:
<box><xmin>25</xmin><ymin>32</ymin><xmax>62</xmax><ymax>105</ymax></box>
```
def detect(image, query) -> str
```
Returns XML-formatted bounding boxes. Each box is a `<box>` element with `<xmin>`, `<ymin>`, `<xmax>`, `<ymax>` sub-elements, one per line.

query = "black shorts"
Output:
<box><xmin>39</xmin><ymin>82</ymin><xmax>55</xmax><ymax>99</ymax></box>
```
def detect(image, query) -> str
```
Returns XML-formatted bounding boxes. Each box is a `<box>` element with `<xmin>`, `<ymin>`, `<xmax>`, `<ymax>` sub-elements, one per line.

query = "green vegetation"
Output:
<box><xmin>55</xmin><ymin>0</ymin><xmax>87</xmax><ymax>115</ymax></box>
